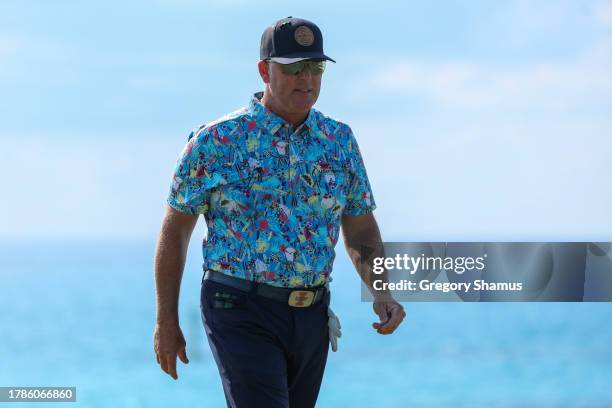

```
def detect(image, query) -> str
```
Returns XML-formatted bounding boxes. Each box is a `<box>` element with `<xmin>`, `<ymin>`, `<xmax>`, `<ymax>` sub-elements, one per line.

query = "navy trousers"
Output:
<box><xmin>200</xmin><ymin>278</ymin><xmax>330</xmax><ymax>408</ymax></box>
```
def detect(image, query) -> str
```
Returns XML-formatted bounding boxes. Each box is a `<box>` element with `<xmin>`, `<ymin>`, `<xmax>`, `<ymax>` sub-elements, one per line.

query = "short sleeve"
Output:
<box><xmin>343</xmin><ymin>126</ymin><xmax>377</xmax><ymax>216</ymax></box>
<box><xmin>166</xmin><ymin>127</ymin><xmax>218</xmax><ymax>215</ymax></box>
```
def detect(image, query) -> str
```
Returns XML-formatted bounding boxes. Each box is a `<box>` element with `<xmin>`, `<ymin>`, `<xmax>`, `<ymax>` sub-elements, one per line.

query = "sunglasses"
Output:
<box><xmin>271</xmin><ymin>60</ymin><xmax>326</xmax><ymax>76</ymax></box>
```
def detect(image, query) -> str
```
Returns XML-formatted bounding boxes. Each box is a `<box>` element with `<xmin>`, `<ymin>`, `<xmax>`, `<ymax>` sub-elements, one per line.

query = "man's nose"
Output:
<box><xmin>296</xmin><ymin>65</ymin><xmax>312</xmax><ymax>79</ymax></box>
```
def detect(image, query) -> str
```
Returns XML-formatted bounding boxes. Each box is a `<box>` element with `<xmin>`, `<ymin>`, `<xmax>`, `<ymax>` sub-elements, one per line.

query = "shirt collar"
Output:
<box><xmin>249</xmin><ymin>91</ymin><xmax>319</xmax><ymax>135</ymax></box>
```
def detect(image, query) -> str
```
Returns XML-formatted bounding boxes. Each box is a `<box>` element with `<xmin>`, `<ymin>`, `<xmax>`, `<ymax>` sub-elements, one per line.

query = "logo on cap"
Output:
<box><xmin>294</xmin><ymin>25</ymin><xmax>315</xmax><ymax>47</ymax></box>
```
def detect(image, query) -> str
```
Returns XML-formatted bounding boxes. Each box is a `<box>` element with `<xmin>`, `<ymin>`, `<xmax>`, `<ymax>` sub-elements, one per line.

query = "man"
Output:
<box><xmin>153</xmin><ymin>16</ymin><xmax>405</xmax><ymax>408</ymax></box>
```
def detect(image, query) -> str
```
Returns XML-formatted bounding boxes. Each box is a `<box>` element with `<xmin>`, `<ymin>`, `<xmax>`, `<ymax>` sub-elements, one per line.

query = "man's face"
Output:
<box><xmin>258</xmin><ymin>60</ymin><xmax>323</xmax><ymax>117</ymax></box>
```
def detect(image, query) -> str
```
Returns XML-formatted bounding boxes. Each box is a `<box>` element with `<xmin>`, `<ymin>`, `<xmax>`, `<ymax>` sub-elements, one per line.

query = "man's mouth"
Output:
<box><xmin>294</xmin><ymin>89</ymin><xmax>312</xmax><ymax>93</ymax></box>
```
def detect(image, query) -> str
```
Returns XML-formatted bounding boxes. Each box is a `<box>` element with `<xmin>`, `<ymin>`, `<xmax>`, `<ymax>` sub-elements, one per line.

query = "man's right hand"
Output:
<box><xmin>153</xmin><ymin>205</ymin><xmax>198</xmax><ymax>380</ymax></box>
<box><xmin>154</xmin><ymin>322</ymin><xmax>189</xmax><ymax>380</ymax></box>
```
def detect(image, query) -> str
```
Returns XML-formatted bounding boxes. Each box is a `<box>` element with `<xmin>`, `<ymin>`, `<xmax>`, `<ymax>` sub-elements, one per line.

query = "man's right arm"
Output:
<box><xmin>153</xmin><ymin>204</ymin><xmax>199</xmax><ymax>380</ymax></box>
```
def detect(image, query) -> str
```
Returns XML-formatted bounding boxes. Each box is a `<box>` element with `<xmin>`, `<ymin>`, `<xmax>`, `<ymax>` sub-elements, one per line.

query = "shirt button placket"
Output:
<box><xmin>285</xmin><ymin>124</ymin><xmax>294</xmax><ymax>209</ymax></box>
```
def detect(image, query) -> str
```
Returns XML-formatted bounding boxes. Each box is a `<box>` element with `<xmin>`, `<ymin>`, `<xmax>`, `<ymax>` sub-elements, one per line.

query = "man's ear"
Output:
<box><xmin>257</xmin><ymin>60</ymin><xmax>270</xmax><ymax>84</ymax></box>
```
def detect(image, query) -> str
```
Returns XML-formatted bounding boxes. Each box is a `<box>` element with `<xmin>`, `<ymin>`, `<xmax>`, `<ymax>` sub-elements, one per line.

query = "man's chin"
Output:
<box><xmin>290</xmin><ymin>98</ymin><xmax>316</xmax><ymax>113</ymax></box>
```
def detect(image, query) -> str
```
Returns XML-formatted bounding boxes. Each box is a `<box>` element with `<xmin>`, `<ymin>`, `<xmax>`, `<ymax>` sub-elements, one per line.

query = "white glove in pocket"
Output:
<box><xmin>327</xmin><ymin>306</ymin><xmax>342</xmax><ymax>352</ymax></box>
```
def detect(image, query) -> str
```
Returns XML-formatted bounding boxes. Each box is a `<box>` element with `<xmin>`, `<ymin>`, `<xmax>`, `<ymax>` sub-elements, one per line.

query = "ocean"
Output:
<box><xmin>1</xmin><ymin>241</ymin><xmax>611</xmax><ymax>407</ymax></box>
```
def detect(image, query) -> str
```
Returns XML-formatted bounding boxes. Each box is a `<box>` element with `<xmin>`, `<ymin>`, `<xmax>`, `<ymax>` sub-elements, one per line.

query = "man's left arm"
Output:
<box><xmin>341</xmin><ymin>213</ymin><xmax>406</xmax><ymax>335</ymax></box>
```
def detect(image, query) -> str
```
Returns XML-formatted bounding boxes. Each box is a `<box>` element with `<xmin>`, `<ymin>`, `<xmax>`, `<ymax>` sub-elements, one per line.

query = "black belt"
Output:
<box><xmin>204</xmin><ymin>270</ymin><xmax>327</xmax><ymax>308</ymax></box>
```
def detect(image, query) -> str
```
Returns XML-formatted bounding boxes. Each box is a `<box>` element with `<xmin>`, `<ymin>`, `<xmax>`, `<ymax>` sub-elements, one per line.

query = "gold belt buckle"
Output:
<box><xmin>288</xmin><ymin>290</ymin><xmax>315</xmax><ymax>307</ymax></box>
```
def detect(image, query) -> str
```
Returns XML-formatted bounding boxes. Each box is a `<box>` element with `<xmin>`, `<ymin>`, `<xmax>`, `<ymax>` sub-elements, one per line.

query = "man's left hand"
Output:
<box><xmin>372</xmin><ymin>299</ymin><xmax>405</xmax><ymax>335</ymax></box>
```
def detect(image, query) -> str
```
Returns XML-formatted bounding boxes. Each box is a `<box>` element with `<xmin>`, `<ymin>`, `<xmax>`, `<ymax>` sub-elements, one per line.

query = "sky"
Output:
<box><xmin>1</xmin><ymin>0</ymin><xmax>611</xmax><ymax>242</ymax></box>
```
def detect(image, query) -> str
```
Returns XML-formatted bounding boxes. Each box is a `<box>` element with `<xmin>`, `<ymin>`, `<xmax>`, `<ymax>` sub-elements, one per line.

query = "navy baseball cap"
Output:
<box><xmin>260</xmin><ymin>16</ymin><xmax>336</xmax><ymax>64</ymax></box>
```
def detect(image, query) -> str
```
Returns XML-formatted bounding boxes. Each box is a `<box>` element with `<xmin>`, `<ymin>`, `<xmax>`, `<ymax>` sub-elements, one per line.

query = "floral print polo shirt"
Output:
<box><xmin>167</xmin><ymin>92</ymin><xmax>376</xmax><ymax>288</ymax></box>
